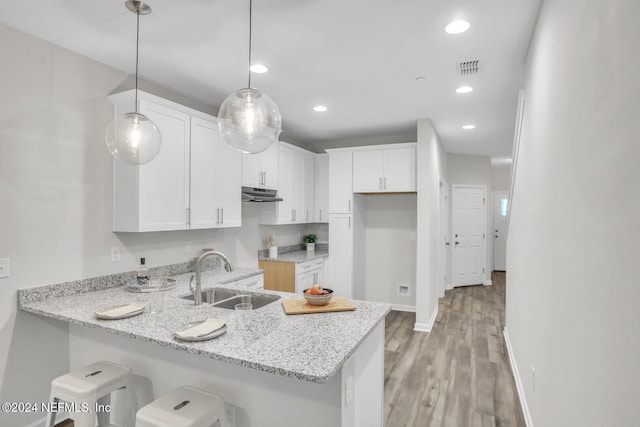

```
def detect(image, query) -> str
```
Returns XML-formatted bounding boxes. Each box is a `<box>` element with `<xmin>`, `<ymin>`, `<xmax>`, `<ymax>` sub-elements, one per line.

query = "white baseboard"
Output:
<box><xmin>483</xmin><ymin>280</ymin><xmax>493</xmax><ymax>286</ymax></box>
<box><xmin>503</xmin><ymin>327</ymin><xmax>534</xmax><ymax>427</ymax></box>
<box><xmin>391</xmin><ymin>304</ymin><xmax>416</xmax><ymax>312</ymax></box>
<box><xmin>414</xmin><ymin>306</ymin><xmax>438</xmax><ymax>332</ymax></box>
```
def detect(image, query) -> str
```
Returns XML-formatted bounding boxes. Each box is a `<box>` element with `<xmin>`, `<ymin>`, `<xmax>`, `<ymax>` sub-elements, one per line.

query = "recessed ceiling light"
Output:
<box><xmin>313</xmin><ymin>105</ymin><xmax>327</xmax><ymax>112</ymax></box>
<box><xmin>445</xmin><ymin>20</ymin><xmax>470</xmax><ymax>34</ymax></box>
<box><xmin>250</xmin><ymin>64</ymin><xmax>268</xmax><ymax>73</ymax></box>
<box><xmin>456</xmin><ymin>86</ymin><xmax>473</xmax><ymax>94</ymax></box>
<box><xmin>462</xmin><ymin>124</ymin><xmax>476</xmax><ymax>130</ymax></box>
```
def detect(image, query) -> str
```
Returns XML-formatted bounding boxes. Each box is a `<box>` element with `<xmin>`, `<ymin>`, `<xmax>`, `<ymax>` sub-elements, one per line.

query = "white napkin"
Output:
<box><xmin>175</xmin><ymin>318</ymin><xmax>227</xmax><ymax>338</ymax></box>
<box><xmin>95</xmin><ymin>303</ymin><xmax>145</xmax><ymax>318</ymax></box>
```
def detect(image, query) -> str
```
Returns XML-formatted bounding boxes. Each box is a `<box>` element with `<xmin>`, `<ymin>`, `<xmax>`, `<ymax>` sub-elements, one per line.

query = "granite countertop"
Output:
<box><xmin>18</xmin><ymin>268</ymin><xmax>390</xmax><ymax>384</ymax></box>
<box><xmin>258</xmin><ymin>249</ymin><xmax>329</xmax><ymax>263</ymax></box>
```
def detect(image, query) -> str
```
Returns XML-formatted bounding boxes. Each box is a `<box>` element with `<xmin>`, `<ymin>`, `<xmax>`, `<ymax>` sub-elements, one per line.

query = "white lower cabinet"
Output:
<box><xmin>295</xmin><ymin>258</ymin><xmax>325</xmax><ymax>293</ymax></box>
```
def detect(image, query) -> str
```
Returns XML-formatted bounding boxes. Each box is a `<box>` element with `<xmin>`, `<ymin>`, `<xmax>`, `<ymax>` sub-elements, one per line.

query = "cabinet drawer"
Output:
<box><xmin>236</xmin><ymin>275</ymin><xmax>264</xmax><ymax>290</ymax></box>
<box><xmin>297</xmin><ymin>260</ymin><xmax>315</xmax><ymax>273</ymax></box>
<box><xmin>313</xmin><ymin>258</ymin><xmax>324</xmax><ymax>269</ymax></box>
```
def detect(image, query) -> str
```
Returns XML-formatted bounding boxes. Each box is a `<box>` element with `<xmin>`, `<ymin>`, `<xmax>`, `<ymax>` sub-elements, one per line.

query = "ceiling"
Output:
<box><xmin>0</xmin><ymin>0</ymin><xmax>541</xmax><ymax>157</ymax></box>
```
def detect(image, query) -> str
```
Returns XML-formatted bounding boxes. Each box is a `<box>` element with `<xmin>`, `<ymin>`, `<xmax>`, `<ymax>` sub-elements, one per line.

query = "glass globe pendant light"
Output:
<box><xmin>218</xmin><ymin>0</ymin><xmax>282</xmax><ymax>154</ymax></box>
<box><xmin>105</xmin><ymin>0</ymin><xmax>161</xmax><ymax>165</ymax></box>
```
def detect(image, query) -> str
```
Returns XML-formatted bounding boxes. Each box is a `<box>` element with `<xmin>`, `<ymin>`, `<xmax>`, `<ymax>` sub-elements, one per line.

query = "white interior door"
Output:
<box><xmin>437</xmin><ymin>180</ymin><xmax>449</xmax><ymax>297</ymax></box>
<box><xmin>493</xmin><ymin>192</ymin><xmax>509</xmax><ymax>271</ymax></box>
<box><xmin>451</xmin><ymin>185</ymin><xmax>486</xmax><ymax>287</ymax></box>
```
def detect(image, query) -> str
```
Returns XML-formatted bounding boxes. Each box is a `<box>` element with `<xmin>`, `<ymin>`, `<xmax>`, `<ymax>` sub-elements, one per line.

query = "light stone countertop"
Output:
<box><xmin>258</xmin><ymin>249</ymin><xmax>329</xmax><ymax>263</ymax></box>
<box><xmin>18</xmin><ymin>268</ymin><xmax>390</xmax><ymax>384</ymax></box>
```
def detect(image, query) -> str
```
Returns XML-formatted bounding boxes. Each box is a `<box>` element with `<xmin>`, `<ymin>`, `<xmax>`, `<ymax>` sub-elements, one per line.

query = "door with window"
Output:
<box><xmin>493</xmin><ymin>192</ymin><xmax>508</xmax><ymax>271</ymax></box>
<box><xmin>451</xmin><ymin>185</ymin><xmax>486</xmax><ymax>287</ymax></box>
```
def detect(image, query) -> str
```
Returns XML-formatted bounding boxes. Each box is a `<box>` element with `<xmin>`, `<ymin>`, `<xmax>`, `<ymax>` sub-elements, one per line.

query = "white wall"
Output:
<box><xmin>506</xmin><ymin>1</ymin><xmax>640</xmax><ymax>426</ymax></box>
<box><xmin>415</xmin><ymin>119</ymin><xmax>446</xmax><ymax>331</ymax></box>
<box><xmin>446</xmin><ymin>153</ymin><xmax>493</xmax><ymax>283</ymax></box>
<box><xmin>491</xmin><ymin>166</ymin><xmax>511</xmax><ymax>192</ymax></box>
<box><xmin>0</xmin><ymin>23</ymin><xmax>313</xmax><ymax>426</ymax></box>
<box><xmin>363</xmin><ymin>194</ymin><xmax>417</xmax><ymax>309</ymax></box>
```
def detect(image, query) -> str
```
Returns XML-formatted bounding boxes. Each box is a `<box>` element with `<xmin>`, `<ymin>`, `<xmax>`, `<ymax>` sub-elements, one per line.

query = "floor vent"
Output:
<box><xmin>458</xmin><ymin>60</ymin><xmax>480</xmax><ymax>76</ymax></box>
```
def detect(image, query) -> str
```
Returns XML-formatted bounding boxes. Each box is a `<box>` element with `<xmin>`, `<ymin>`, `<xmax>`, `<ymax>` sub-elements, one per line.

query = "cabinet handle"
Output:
<box><xmin>221</xmin><ymin>207</ymin><xmax>224</xmax><ymax>224</ymax></box>
<box><xmin>186</xmin><ymin>208</ymin><xmax>190</xmax><ymax>227</ymax></box>
<box><xmin>306</xmin><ymin>209</ymin><xmax>309</xmax><ymax>221</ymax></box>
<box><xmin>379</xmin><ymin>177</ymin><xmax>383</xmax><ymax>190</ymax></box>
<box><xmin>291</xmin><ymin>209</ymin><xmax>295</xmax><ymax>222</ymax></box>
<box><xmin>216</xmin><ymin>208</ymin><xmax>220</xmax><ymax>224</ymax></box>
<box><xmin>319</xmin><ymin>209</ymin><xmax>322</xmax><ymax>221</ymax></box>
<box><xmin>384</xmin><ymin>177</ymin><xmax>387</xmax><ymax>190</ymax></box>
<box><xmin>348</xmin><ymin>216</ymin><xmax>351</xmax><ymax>229</ymax></box>
<box><xmin>348</xmin><ymin>199</ymin><xmax>351</xmax><ymax>212</ymax></box>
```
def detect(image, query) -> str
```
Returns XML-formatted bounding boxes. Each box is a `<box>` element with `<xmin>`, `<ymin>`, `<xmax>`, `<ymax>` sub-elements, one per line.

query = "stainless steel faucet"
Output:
<box><xmin>189</xmin><ymin>250</ymin><xmax>235</xmax><ymax>306</ymax></box>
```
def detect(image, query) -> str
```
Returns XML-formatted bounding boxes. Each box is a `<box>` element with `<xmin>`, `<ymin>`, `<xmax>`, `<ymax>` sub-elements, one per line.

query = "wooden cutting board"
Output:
<box><xmin>282</xmin><ymin>297</ymin><xmax>357</xmax><ymax>315</ymax></box>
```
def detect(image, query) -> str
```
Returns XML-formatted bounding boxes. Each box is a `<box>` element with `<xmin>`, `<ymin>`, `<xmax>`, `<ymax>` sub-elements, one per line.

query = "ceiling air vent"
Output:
<box><xmin>458</xmin><ymin>60</ymin><xmax>479</xmax><ymax>76</ymax></box>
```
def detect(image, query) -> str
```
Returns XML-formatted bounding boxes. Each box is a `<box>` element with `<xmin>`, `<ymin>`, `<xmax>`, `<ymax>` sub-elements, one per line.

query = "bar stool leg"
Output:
<box><xmin>45</xmin><ymin>396</ymin><xmax>59</xmax><ymax>427</ymax></box>
<box><xmin>96</xmin><ymin>394</ymin><xmax>111</xmax><ymax>426</ymax></box>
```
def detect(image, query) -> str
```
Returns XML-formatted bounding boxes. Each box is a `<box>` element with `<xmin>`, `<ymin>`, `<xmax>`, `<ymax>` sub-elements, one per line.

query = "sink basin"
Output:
<box><xmin>181</xmin><ymin>288</ymin><xmax>280</xmax><ymax>310</ymax></box>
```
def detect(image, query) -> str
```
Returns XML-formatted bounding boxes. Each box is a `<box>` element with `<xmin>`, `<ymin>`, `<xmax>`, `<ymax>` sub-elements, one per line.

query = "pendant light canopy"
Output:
<box><xmin>105</xmin><ymin>0</ymin><xmax>161</xmax><ymax>165</ymax></box>
<box><xmin>218</xmin><ymin>0</ymin><xmax>282</xmax><ymax>154</ymax></box>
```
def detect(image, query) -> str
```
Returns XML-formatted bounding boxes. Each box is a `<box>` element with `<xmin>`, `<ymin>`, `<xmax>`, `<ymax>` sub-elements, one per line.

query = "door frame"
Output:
<box><xmin>451</xmin><ymin>184</ymin><xmax>488</xmax><ymax>287</ymax></box>
<box><xmin>437</xmin><ymin>179</ymin><xmax>450</xmax><ymax>297</ymax></box>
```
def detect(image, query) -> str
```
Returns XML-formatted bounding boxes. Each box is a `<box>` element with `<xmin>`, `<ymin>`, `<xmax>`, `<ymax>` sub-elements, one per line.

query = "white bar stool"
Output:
<box><xmin>136</xmin><ymin>385</ymin><xmax>229</xmax><ymax>427</ymax></box>
<box><xmin>45</xmin><ymin>360</ymin><xmax>137</xmax><ymax>427</ymax></box>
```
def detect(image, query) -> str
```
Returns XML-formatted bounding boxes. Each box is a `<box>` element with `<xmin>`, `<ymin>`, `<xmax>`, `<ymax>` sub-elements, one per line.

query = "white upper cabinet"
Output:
<box><xmin>352</xmin><ymin>144</ymin><xmax>416</xmax><ymax>193</ymax></box>
<box><xmin>110</xmin><ymin>90</ymin><xmax>241</xmax><ymax>232</ymax></box>
<box><xmin>314</xmin><ymin>154</ymin><xmax>329</xmax><ymax>223</ymax></box>
<box><xmin>242</xmin><ymin>142</ymin><xmax>279</xmax><ymax>190</ymax></box>
<box><xmin>259</xmin><ymin>142</ymin><xmax>316</xmax><ymax>225</ymax></box>
<box><xmin>190</xmin><ymin>117</ymin><xmax>241</xmax><ymax>229</ymax></box>
<box><xmin>327</xmin><ymin>150</ymin><xmax>353</xmax><ymax>214</ymax></box>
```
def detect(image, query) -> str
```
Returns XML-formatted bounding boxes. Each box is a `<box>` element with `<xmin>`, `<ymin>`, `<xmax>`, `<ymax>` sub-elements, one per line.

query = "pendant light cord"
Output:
<box><xmin>248</xmin><ymin>0</ymin><xmax>253</xmax><ymax>89</ymax></box>
<box><xmin>134</xmin><ymin>11</ymin><xmax>141</xmax><ymax>113</ymax></box>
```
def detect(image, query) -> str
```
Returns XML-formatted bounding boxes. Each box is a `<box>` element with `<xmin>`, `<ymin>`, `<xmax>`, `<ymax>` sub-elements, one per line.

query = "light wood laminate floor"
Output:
<box><xmin>384</xmin><ymin>272</ymin><xmax>525</xmax><ymax>427</ymax></box>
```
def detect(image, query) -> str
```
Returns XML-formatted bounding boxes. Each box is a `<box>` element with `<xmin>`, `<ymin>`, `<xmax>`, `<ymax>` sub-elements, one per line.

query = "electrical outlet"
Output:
<box><xmin>397</xmin><ymin>284</ymin><xmax>410</xmax><ymax>296</ymax></box>
<box><xmin>111</xmin><ymin>247</ymin><xmax>120</xmax><ymax>262</ymax></box>
<box><xmin>531</xmin><ymin>366</ymin><xmax>536</xmax><ymax>391</ymax></box>
<box><xmin>185</xmin><ymin>241</ymin><xmax>192</xmax><ymax>252</ymax></box>
<box><xmin>0</xmin><ymin>258</ymin><xmax>10</xmax><ymax>278</ymax></box>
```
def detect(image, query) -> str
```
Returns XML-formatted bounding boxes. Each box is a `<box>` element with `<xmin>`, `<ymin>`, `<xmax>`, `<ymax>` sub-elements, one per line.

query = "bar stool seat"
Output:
<box><xmin>46</xmin><ymin>360</ymin><xmax>137</xmax><ymax>427</ymax></box>
<box><xmin>136</xmin><ymin>385</ymin><xmax>229</xmax><ymax>427</ymax></box>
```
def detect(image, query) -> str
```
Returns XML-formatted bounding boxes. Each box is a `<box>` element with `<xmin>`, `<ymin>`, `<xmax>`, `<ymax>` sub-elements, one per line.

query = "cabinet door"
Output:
<box><xmin>290</xmin><ymin>149</ymin><xmax>305</xmax><ymax>222</ymax></box>
<box><xmin>352</xmin><ymin>150</ymin><xmax>384</xmax><ymax>192</ymax></box>
<box><xmin>217</xmin><ymin>133</ymin><xmax>242</xmax><ymax>228</ymax></box>
<box><xmin>314</xmin><ymin>154</ymin><xmax>329</xmax><ymax>223</ymax></box>
<box><xmin>384</xmin><ymin>147</ymin><xmax>416</xmax><ymax>192</ymax></box>
<box><xmin>260</xmin><ymin>142</ymin><xmax>279</xmax><ymax>190</ymax></box>
<box><xmin>136</xmin><ymin>99</ymin><xmax>190</xmax><ymax>231</ymax></box>
<box><xmin>276</xmin><ymin>145</ymin><xmax>294</xmax><ymax>223</ymax></box>
<box><xmin>190</xmin><ymin>117</ymin><xmax>218</xmax><ymax>229</ymax></box>
<box><xmin>328</xmin><ymin>214</ymin><xmax>353</xmax><ymax>298</ymax></box>
<box><xmin>297</xmin><ymin>270</ymin><xmax>316</xmax><ymax>294</ymax></box>
<box><xmin>328</xmin><ymin>151</ymin><xmax>353</xmax><ymax>213</ymax></box>
<box><xmin>303</xmin><ymin>152</ymin><xmax>315</xmax><ymax>222</ymax></box>
<box><xmin>241</xmin><ymin>152</ymin><xmax>262</xmax><ymax>188</ymax></box>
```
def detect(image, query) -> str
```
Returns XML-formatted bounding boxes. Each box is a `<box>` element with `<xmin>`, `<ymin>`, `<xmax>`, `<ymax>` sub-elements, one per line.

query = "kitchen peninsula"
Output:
<box><xmin>18</xmin><ymin>267</ymin><xmax>390</xmax><ymax>427</ymax></box>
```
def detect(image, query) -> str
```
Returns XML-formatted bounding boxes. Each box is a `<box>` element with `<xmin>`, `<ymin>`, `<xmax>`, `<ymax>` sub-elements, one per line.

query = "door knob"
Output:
<box><xmin>454</xmin><ymin>241</ymin><xmax>459</xmax><ymax>245</ymax></box>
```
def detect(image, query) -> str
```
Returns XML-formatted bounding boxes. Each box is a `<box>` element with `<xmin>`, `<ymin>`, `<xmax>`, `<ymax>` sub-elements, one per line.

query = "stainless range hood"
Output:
<box><xmin>242</xmin><ymin>186</ymin><xmax>283</xmax><ymax>202</ymax></box>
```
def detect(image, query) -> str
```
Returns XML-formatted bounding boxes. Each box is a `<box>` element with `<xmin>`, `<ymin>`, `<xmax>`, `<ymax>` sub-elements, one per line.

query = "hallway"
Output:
<box><xmin>384</xmin><ymin>272</ymin><xmax>524</xmax><ymax>426</ymax></box>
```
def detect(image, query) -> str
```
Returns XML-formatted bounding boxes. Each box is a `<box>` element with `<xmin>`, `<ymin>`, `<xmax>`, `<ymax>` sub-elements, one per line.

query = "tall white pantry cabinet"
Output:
<box><xmin>326</xmin><ymin>143</ymin><xmax>416</xmax><ymax>300</ymax></box>
<box><xmin>108</xmin><ymin>90</ymin><xmax>241</xmax><ymax>232</ymax></box>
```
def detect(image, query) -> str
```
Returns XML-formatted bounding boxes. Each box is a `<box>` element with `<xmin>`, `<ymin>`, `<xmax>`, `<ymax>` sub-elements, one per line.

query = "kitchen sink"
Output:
<box><xmin>181</xmin><ymin>288</ymin><xmax>280</xmax><ymax>310</ymax></box>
